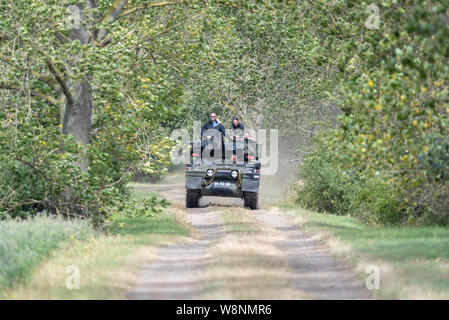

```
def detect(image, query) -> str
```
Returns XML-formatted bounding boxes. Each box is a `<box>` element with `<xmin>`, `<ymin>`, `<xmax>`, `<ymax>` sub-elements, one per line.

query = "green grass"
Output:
<box><xmin>1</xmin><ymin>183</ymin><xmax>190</xmax><ymax>299</ymax></box>
<box><xmin>0</xmin><ymin>216</ymin><xmax>94</xmax><ymax>290</ymax></box>
<box><xmin>280</xmin><ymin>202</ymin><xmax>449</xmax><ymax>299</ymax></box>
<box><xmin>110</xmin><ymin>215</ymin><xmax>189</xmax><ymax>239</ymax></box>
<box><xmin>2</xmin><ymin>213</ymin><xmax>190</xmax><ymax>299</ymax></box>
<box><xmin>128</xmin><ymin>184</ymin><xmax>160</xmax><ymax>201</ymax></box>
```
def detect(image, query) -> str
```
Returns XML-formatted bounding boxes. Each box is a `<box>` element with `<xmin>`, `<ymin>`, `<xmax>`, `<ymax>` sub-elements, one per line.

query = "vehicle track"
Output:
<box><xmin>255</xmin><ymin>211</ymin><xmax>372</xmax><ymax>299</ymax></box>
<box><xmin>127</xmin><ymin>206</ymin><xmax>223</xmax><ymax>300</ymax></box>
<box><xmin>127</xmin><ymin>184</ymin><xmax>372</xmax><ymax>299</ymax></box>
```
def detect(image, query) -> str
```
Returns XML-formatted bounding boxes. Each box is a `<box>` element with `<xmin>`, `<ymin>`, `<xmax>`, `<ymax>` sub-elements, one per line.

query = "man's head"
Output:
<box><xmin>232</xmin><ymin>117</ymin><xmax>239</xmax><ymax>126</ymax></box>
<box><xmin>210</xmin><ymin>113</ymin><xmax>217</xmax><ymax>121</ymax></box>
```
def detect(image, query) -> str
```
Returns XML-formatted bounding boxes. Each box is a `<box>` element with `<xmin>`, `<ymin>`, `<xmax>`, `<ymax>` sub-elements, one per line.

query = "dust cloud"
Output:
<box><xmin>260</xmin><ymin>135</ymin><xmax>301</xmax><ymax>205</ymax></box>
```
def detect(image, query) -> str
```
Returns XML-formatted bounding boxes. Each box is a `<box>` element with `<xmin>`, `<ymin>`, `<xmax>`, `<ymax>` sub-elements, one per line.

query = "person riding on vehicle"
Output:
<box><xmin>229</xmin><ymin>117</ymin><xmax>244</xmax><ymax>141</ymax></box>
<box><xmin>201</xmin><ymin>113</ymin><xmax>226</xmax><ymax>162</ymax></box>
<box><xmin>201</xmin><ymin>113</ymin><xmax>226</xmax><ymax>141</ymax></box>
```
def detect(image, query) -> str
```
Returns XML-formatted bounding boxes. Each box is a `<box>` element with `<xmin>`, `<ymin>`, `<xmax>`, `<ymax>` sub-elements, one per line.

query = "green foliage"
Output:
<box><xmin>0</xmin><ymin>215</ymin><xmax>93</xmax><ymax>289</ymax></box>
<box><xmin>347</xmin><ymin>175</ymin><xmax>405</xmax><ymax>226</ymax></box>
<box><xmin>2</xmin><ymin>0</ymin><xmax>447</xmax><ymax>226</ymax></box>
<box><xmin>0</xmin><ymin>117</ymin><xmax>88</xmax><ymax>218</ymax></box>
<box><xmin>0</xmin><ymin>1</ymin><xmax>203</xmax><ymax>219</ymax></box>
<box><xmin>2</xmin><ymin>0</ymin><xmax>330</xmax><ymax>219</ymax></box>
<box><xmin>423</xmin><ymin>133</ymin><xmax>449</xmax><ymax>182</ymax></box>
<box><xmin>296</xmin><ymin>0</ymin><xmax>449</xmax><ymax>225</ymax></box>
<box><xmin>106</xmin><ymin>195</ymin><xmax>170</xmax><ymax>222</ymax></box>
<box><xmin>296</xmin><ymin>138</ymin><xmax>403</xmax><ymax>225</ymax></box>
<box><xmin>181</xmin><ymin>2</ymin><xmax>336</xmax><ymax>150</ymax></box>
<box><xmin>296</xmin><ymin>145</ymin><xmax>352</xmax><ymax>215</ymax></box>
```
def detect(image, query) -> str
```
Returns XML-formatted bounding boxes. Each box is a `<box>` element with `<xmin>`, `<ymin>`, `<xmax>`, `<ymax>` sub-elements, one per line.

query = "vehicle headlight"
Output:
<box><xmin>206</xmin><ymin>169</ymin><xmax>214</xmax><ymax>177</ymax></box>
<box><xmin>230</xmin><ymin>170</ymin><xmax>239</xmax><ymax>178</ymax></box>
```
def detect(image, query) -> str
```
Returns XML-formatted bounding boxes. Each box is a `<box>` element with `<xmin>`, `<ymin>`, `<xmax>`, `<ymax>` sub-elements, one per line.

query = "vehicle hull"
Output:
<box><xmin>185</xmin><ymin>165</ymin><xmax>260</xmax><ymax>197</ymax></box>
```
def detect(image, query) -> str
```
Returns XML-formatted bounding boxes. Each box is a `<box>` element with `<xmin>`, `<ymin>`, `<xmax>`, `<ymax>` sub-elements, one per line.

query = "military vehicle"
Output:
<box><xmin>185</xmin><ymin>138</ymin><xmax>261</xmax><ymax>209</ymax></box>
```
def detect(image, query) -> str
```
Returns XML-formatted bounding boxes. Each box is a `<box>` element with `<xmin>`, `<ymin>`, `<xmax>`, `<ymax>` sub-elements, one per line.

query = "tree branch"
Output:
<box><xmin>55</xmin><ymin>32</ymin><xmax>71</xmax><ymax>44</ymax></box>
<box><xmin>134</xmin><ymin>12</ymin><xmax>204</xmax><ymax>48</ymax></box>
<box><xmin>0</xmin><ymin>82</ymin><xmax>59</xmax><ymax>107</ymax></box>
<box><xmin>120</xmin><ymin>1</ymin><xmax>185</xmax><ymax>17</ymax></box>
<box><xmin>97</xmin><ymin>0</ymin><xmax>187</xmax><ymax>47</ymax></box>
<box><xmin>97</xmin><ymin>0</ymin><xmax>129</xmax><ymax>43</ymax></box>
<box><xmin>0</xmin><ymin>54</ymin><xmax>60</xmax><ymax>90</ymax></box>
<box><xmin>104</xmin><ymin>163</ymin><xmax>136</xmax><ymax>188</ymax></box>
<box><xmin>46</xmin><ymin>60</ymin><xmax>74</xmax><ymax>105</ymax></box>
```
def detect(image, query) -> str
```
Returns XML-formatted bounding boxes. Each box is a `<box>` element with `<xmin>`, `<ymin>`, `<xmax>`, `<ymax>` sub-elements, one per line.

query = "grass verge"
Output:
<box><xmin>0</xmin><ymin>216</ymin><xmax>93</xmax><ymax>291</ymax></box>
<box><xmin>279</xmin><ymin>202</ymin><xmax>449</xmax><ymax>299</ymax></box>
<box><xmin>1</xmin><ymin>187</ymin><xmax>190</xmax><ymax>299</ymax></box>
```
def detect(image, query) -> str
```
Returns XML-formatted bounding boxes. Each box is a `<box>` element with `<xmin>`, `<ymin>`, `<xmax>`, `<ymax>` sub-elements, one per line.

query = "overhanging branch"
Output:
<box><xmin>0</xmin><ymin>54</ymin><xmax>59</xmax><ymax>90</ymax></box>
<box><xmin>97</xmin><ymin>0</ymin><xmax>188</xmax><ymax>47</ymax></box>
<box><xmin>134</xmin><ymin>12</ymin><xmax>204</xmax><ymax>49</ymax></box>
<box><xmin>0</xmin><ymin>82</ymin><xmax>59</xmax><ymax>107</ymax></box>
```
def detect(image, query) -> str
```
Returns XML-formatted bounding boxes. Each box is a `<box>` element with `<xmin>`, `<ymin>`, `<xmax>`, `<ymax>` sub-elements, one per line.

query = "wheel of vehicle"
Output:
<box><xmin>186</xmin><ymin>189</ymin><xmax>201</xmax><ymax>208</ymax></box>
<box><xmin>243</xmin><ymin>192</ymin><xmax>258</xmax><ymax>210</ymax></box>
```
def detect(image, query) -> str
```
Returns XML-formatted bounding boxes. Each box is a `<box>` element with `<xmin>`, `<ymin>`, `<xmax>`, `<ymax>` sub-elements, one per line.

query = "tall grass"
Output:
<box><xmin>0</xmin><ymin>215</ymin><xmax>94</xmax><ymax>289</ymax></box>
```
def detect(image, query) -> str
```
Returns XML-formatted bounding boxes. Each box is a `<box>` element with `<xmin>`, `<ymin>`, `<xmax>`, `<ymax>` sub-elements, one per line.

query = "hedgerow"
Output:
<box><xmin>296</xmin><ymin>1</ymin><xmax>449</xmax><ymax>225</ymax></box>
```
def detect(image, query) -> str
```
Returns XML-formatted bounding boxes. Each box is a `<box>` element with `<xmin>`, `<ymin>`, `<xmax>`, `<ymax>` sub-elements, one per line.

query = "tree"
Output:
<box><xmin>0</xmin><ymin>0</ymin><xmax>203</xmax><ymax>218</ymax></box>
<box><xmin>296</xmin><ymin>0</ymin><xmax>449</xmax><ymax>225</ymax></box>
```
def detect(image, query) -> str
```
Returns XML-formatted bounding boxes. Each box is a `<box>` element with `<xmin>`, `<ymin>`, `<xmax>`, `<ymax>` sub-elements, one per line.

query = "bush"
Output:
<box><xmin>296</xmin><ymin>141</ymin><xmax>407</xmax><ymax>226</ymax></box>
<box><xmin>0</xmin><ymin>215</ymin><xmax>94</xmax><ymax>289</ymax></box>
<box><xmin>414</xmin><ymin>133</ymin><xmax>449</xmax><ymax>225</ymax></box>
<box><xmin>296</xmin><ymin>146</ymin><xmax>355</xmax><ymax>215</ymax></box>
<box><xmin>347</xmin><ymin>176</ymin><xmax>406</xmax><ymax>225</ymax></box>
<box><xmin>296</xmin><ymin>134</ymin><xmax>449</xmax><ymax>226</ymax></box>
<box><xmin>0</xmin><ymin>111</ymin><xmax>173</xmax><ymax>223</ymax></box>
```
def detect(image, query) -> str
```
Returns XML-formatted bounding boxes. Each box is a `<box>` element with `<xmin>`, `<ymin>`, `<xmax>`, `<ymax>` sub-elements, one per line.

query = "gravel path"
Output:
<box><xmin>127</xmin><ymin>206</ymin><xmax>223</xmax><ymax>300</ymax></box>
<box><xmin>255</xmin><ymin>211</ymin><xmax>372</xmax><ymax>299</ymax></box>
<box><xmin>127</xmin><ymin>184</ymin><xmax>372</xmax><ymax>299</ymax></box>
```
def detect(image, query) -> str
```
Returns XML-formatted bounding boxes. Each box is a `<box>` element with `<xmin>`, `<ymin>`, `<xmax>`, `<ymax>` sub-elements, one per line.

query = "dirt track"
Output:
<box><xmin>127</xmin><ymin>184</ymin><xmax>372</xmax><ymax>300</ymax></box>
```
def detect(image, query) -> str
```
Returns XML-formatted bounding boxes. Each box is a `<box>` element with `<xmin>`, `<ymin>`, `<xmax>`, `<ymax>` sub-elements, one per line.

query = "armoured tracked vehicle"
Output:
<box><xmin>185</xmin><ymin>138</ymin><xmax>260</xmax><ymax>209</ymax></box>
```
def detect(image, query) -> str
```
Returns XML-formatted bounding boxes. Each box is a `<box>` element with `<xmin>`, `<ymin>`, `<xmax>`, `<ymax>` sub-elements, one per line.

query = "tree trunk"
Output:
<box><xmin>60</xmin><ymin>3</ymin><xmax>95</xmax><ymax>215</ymax></box>
<box><xmin>62</xmin><ymin>80</ymin><xmax>93</xmax><ymax>172</ymax></box>
<box><xmin>62</xmin><ymin>2</ymin><xmax>95</xmax><ymax>171</ymax></box>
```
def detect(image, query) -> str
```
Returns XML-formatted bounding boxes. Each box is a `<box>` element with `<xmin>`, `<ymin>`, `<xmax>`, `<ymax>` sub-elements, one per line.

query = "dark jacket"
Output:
<box><xmin>229</xmin><ymin>121</ymin><xmax>244</xmax><ymax>138</ymax></box>
<box><xmin>230</xmin><ymin>121</ymin><xmax>244</xmax><ymax>131</ymax></box>
<box><xmin>201</xmin><ymin>119</ymin><xmax>226</xmax><ymax>139</ymax></box>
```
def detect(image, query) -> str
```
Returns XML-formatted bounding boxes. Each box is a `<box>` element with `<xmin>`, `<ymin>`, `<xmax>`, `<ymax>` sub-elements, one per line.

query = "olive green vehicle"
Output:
<box><xmin>185</xmin><ymin>139</ymin><xmax>261</xmax><ymax>209</ymax></box>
